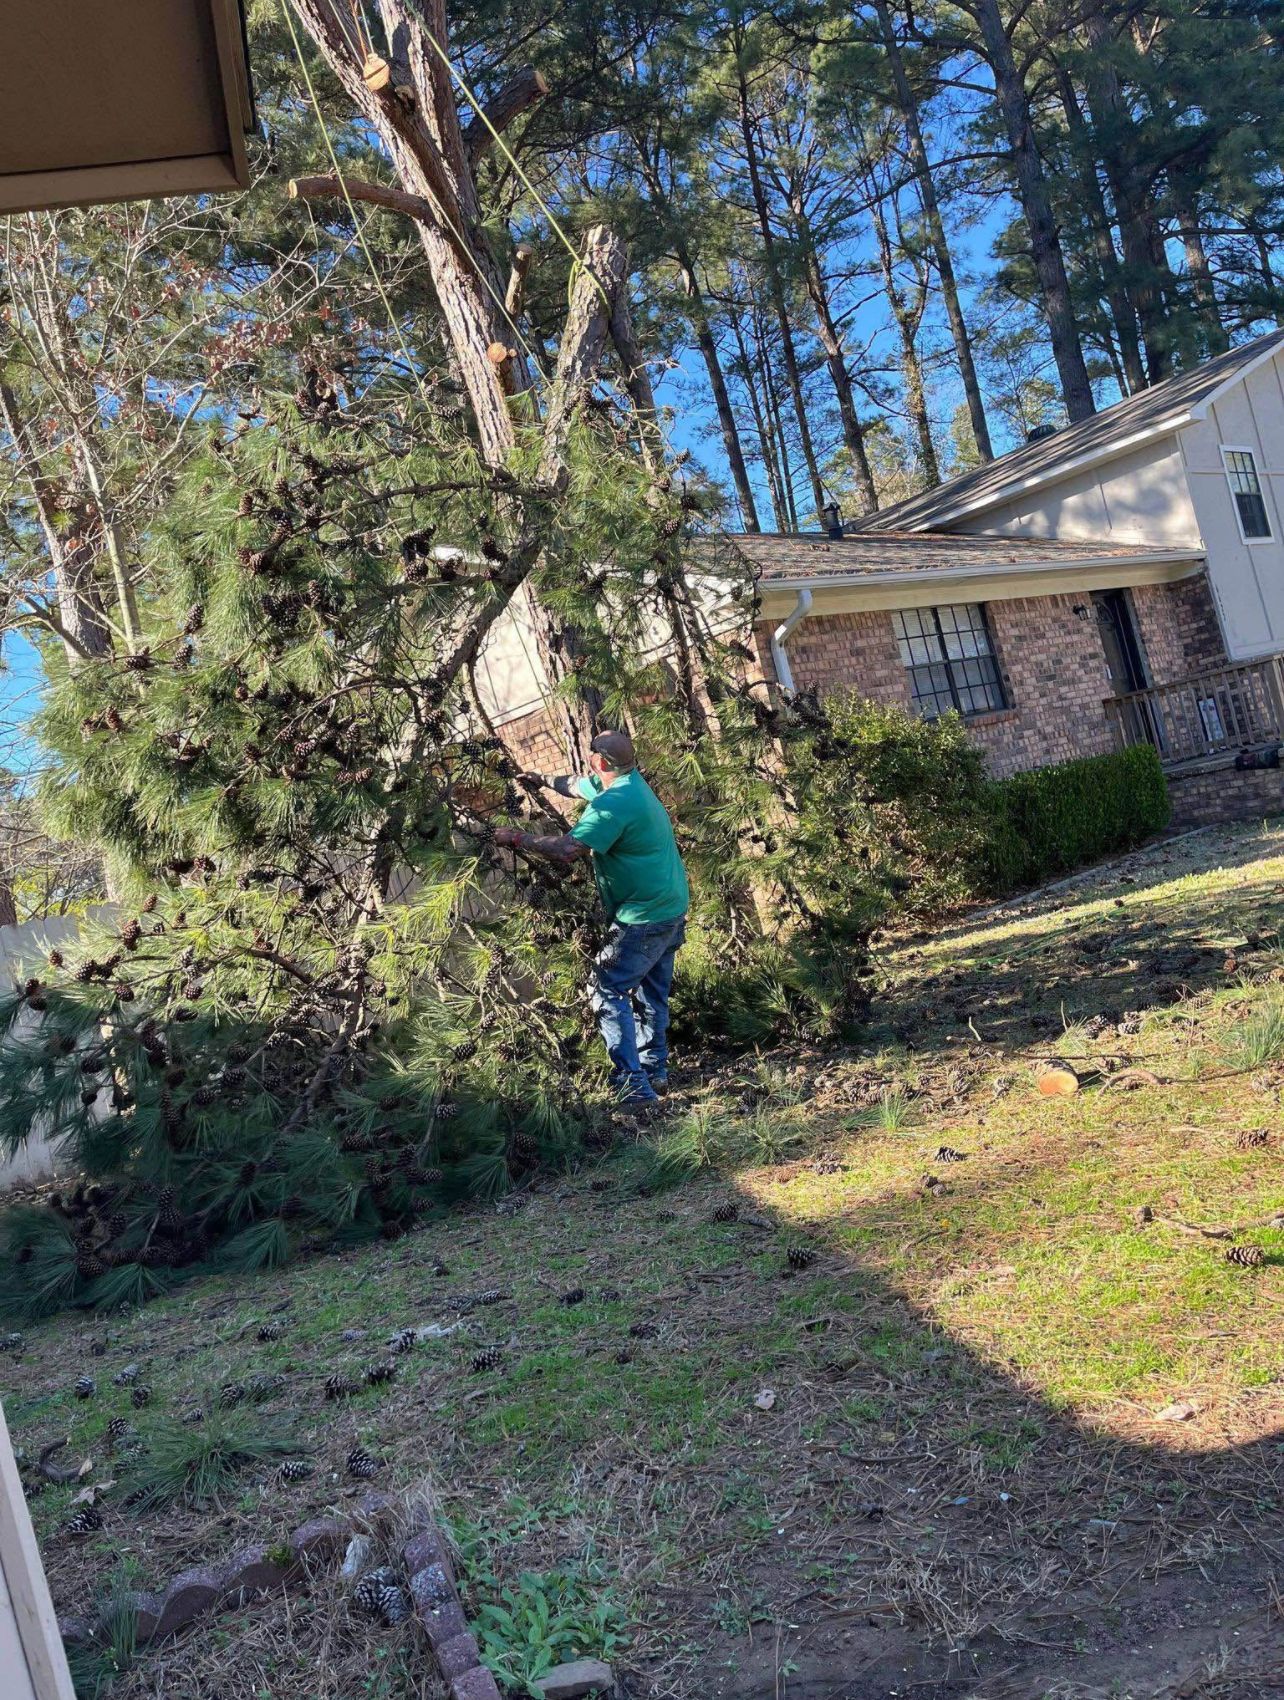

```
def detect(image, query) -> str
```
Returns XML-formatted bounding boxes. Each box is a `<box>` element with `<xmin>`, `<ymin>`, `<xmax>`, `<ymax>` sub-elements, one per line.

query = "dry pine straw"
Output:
<box><xmin>5</xmin><ymin>821</ymin><xmax>1284</xmax><ymax>1699</ymax></box>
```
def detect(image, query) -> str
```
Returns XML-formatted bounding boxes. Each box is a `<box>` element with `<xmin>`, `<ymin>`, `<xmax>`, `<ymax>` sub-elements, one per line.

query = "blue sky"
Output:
<box><xmin>0</xmin><ymin>633</ymin><xmax>46</xmax><ymax>779</ymax></box>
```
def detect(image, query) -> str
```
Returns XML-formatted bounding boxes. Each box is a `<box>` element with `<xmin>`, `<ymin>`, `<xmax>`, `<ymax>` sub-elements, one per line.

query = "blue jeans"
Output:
<box><xmin>588</xmin><ymin>916</ymin><xmax>686</xmax><ymax>1103</ymax></box>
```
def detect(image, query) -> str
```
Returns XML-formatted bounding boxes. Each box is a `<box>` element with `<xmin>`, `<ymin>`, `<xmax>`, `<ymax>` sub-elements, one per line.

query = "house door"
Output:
<box><xmin>1093</xmin><ymin>588</ymin><xmax>1160</xmax><ymax>750</ymax></box>
<box><xmin>1093</xmin><ymin>589</ymin><xmax>1148</xmax><ymax>695</ymax></box>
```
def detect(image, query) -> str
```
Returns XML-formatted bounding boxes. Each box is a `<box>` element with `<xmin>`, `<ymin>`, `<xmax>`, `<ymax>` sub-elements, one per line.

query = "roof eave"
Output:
<box><xmin>756</xmin><ymin>550</ymin><xmax>1206</xmax><ymax>614</ymax></box>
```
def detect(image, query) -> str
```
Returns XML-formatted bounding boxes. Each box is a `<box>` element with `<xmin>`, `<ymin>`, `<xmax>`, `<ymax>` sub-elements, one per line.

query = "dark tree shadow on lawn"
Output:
<box><xmin>881</xmin><ymin>852</ymin><xmax>1284</xmax><ymax>1060</ymax></box>
<box><xmin>650</xmin><ymin>1107</ymin><xmax>1284</xmax><ymax>1698</ymax></box>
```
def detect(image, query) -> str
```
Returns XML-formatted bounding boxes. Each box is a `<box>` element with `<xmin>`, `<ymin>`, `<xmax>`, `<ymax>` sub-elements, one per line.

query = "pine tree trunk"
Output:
<box><xmin>1053</xmin><ymin>66</ymin><xmax>1146</xmax><ymax>394</ymax></box>
<box><xmin>970</xmin><ymin>0</ymin><xmax>1096</xmax><ymax>421</ymax></box>
<box><xmin>727</xmin><ymin>301</ymin><xmax>790</xmax><ymax>529</ymax></box>
<box><xmin>1253</xmin><ymin>230</ymin><xmax>1284</xmax><ymax>327</ymax></box>
<box><xmin>1170</xmin><ymin>173</ymin><xmax>1229</xmax><ymax>353</ymax></box>
<box><xmin>789</xmin><ymin>197</ymin><xmax>879</xmax><ymax>516</ymax></box>
<box><xmin>676</xmin><ymin>248</ymin><xmax>761</xmax><ymax>530</ymax></box>
<box><xmin>0</xmin><ymin>380</ymin><xmax>113</xmax><ymax>664</ymax></box>
<box><xmin>291</xmin><ymin>0</ymin><xmax>616</xmax><ymax>764</ymax></box>
<box><xmin>757</xmin><ymin>320</ymin><xmax>801</xmax><ymax>530</ymax></box>
<box><xmin>872</xmin><ymin>0</ymin><xmax>993</xmax><ymax>461</ymax></box>
<box><xmin>1079</xmin><ymin>8</ymin><xmax>1171</xmax><ymax>384</ymax></box>
<box><xmin>734</xmin><ymin>52</ymin><xmax>827</xmax><ymax>523</ymax></box>
<box><xmin>870</xmin><ymin>200</ymin><xmax>940</xmax><ymax>486</ymax></box>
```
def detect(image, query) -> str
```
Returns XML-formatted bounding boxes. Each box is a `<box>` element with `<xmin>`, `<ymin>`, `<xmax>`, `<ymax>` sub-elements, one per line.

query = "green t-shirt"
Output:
<box><xmin>569</xmin><ymin>770</ymin><xmax>689</xmax><ymax>926</ymax></box>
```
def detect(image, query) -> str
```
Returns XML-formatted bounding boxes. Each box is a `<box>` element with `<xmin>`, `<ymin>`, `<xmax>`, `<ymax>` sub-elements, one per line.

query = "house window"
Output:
<box><xmin>892</xmin><ymin>603</ymin><xmax>1007</xmax><ymax>720</ymax></box>
<box><xmin>1222</xmin><ymin>447</ymin><xmax>1273</xmax><ymax>540</ymax></box>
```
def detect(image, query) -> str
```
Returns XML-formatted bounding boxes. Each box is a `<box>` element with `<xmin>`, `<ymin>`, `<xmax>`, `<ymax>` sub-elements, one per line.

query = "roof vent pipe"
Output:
<box><xmin>822</xmin><ymin>500</ymin><xmax>843</xmax><ymax>539</ymax></box>
<box><xmin>770</xmin><ymin>587</ymin><xmax>813</xmax><ymax>694</ymax></box>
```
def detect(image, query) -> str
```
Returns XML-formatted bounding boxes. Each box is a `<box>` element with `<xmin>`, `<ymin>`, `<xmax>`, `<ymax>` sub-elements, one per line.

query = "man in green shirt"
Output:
<box><xmin>495</xmin><ymin>731</ymin><xmax>688</xmax><ymax>1109</ymax></box>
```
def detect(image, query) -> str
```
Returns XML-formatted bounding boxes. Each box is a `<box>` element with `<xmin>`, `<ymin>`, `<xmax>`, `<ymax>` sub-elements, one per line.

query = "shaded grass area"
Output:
<box><xmin>4</xmin><ymin>822</ymin><xmax>1284</xmax><ymax>1698</ymax></box>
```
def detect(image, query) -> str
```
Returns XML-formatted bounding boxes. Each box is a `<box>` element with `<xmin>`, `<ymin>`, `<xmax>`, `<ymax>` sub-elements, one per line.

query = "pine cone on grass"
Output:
<box><xmin>1225</xmin><ymin>1245</ymin><xmax>1264</xmax><ymax>1268</ymax></box>
<box><xmin>352</xmin><ymin>1567</ymin><xmax>397</xmax><ymax>1614</ymax></box>
<box><xmin>64</xmin><ymin>1505</ymin><xmax>104</xmax><ymax>1539</ymax></box>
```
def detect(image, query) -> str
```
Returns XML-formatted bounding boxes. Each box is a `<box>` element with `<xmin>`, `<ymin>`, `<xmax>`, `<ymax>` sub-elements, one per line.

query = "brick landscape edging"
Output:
<box><xmin>57</xmin><ymin>1490</ymin><xmax>501</xmax><ymax>1699</ymax></box>
<box><xmin>401</xmin><ymin>1514</ymin><xmax>502</xmax><ymax>1700</ymax></box>
<box><xmin>57</xmin><ymin>1508</ymin><xmax>353</xmax><ymax>1648</ymax></box>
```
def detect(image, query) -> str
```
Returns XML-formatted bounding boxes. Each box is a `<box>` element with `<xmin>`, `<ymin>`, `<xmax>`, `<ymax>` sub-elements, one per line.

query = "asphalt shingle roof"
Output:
<box><xmin>728</xmin><ymin>531</ymin><xmax>1201</xmax><ymax>584</ymax></box>
<box><xmin>849</xmin><ymin>326</ymin><xmax>1284</xmax><ymax>535</ymax></box>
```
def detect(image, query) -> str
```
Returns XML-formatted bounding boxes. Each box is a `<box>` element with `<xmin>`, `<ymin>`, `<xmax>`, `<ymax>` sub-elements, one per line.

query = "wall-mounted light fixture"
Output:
<box><xmin>1073</xmin><ymin>605</ymin><xmax>1090</xmax><ymax>620</ymax></box>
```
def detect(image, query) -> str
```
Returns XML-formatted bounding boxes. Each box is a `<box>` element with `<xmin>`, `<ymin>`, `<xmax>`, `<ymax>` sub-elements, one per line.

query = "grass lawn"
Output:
<box><xmin>4</xmin><ymin>820</ymin><xmax>1284</xmax><ymax>1699</ymax></box>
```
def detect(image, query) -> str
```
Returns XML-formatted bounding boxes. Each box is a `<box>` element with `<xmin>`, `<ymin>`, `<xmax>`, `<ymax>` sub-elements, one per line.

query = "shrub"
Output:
<box><xmin>789</xmin><ymin>694</ymin><xmax>997</xmax><ymax>920</ymax></box>
<box><xmin>980</xmin><ymin>744</ymin><xmax>1170</xmax><ymax>891</ymax></box>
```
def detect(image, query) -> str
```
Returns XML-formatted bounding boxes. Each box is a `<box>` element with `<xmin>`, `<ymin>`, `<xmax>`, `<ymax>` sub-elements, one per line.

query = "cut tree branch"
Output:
<box><xmin>463</xmin><ymin>66</ymin><xmax>549</xmax><ymax>167</ymax></box>
<box><xmin>505</xmin><ymin>241</ymin><xmax>535</xmax><ymax>319</ymax></box>
<box><xmin>288</xmin><ymin>173</ymin><xmax>438</xmax><ymax>227</ymax></box>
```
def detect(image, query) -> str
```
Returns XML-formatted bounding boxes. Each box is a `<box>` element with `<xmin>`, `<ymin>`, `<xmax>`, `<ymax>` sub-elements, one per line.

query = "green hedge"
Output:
<box><xmin>981</xmin><ymin>743</ymin><xmax>1170</xmax><ymax>892</ymax></box>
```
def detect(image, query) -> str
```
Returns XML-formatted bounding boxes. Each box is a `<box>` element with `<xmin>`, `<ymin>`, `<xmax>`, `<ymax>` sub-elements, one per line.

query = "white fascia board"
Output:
<box><xmin>1189</xmin><ymin>339</ymin><xmax>1284</xmax><ymax>420</ymax></box>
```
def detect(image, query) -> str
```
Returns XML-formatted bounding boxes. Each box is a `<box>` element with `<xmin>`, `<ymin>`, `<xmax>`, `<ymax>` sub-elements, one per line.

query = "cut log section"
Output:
<box><xmin>1036</xmin><ymin>1062</ymin><xmax>1081</xmax><ymax>1096</ymax></box>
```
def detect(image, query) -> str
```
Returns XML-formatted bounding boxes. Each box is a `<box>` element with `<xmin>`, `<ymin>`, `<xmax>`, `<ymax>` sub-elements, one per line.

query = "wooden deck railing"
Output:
<box><xmin>1104</xmin><ymin>655</ymin><xmax>1284</xmax><ymax>770</ymax></box>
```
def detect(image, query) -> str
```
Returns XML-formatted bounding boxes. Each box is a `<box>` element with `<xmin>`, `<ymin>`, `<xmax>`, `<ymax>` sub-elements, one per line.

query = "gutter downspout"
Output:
<box><xmin>770</xmin><ymin>587</ymin><xmax>813</xmax><ymax>693</ymax></box>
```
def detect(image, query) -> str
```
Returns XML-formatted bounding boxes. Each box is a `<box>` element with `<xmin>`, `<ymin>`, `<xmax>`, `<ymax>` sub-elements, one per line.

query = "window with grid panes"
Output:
<box><xmin>1222</xmin><ymin>448</ymin><xmax>1272</xmax><ymax>539</ymax></box>
<box><xmin>892</xmin><ymin>604</ymin><xmax>1007</xmax><ymax>720</ymax></box>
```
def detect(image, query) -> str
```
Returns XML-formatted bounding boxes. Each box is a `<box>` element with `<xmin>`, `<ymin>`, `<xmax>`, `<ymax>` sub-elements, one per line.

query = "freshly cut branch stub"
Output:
<box><xmin>362</xmin><ymin>53</ymin><xmax>391</xmax><ymax>91</ymax></box>
<box><xmin>1037</xmin><ymin>1062</ymin><xmax>1081</xmax><ymax>1097</ymax></box>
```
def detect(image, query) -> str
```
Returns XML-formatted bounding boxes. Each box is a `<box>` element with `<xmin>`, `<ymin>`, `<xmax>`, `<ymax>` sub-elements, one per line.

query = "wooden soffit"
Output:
<box><xmin>0</xmin><ymin>0</ymin><xmax>254</xmax><ymax>213</ymax></box>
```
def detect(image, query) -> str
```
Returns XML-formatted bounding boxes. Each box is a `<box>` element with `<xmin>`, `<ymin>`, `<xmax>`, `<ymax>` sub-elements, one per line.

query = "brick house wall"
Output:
<box><xmin>496</xmin><ymin>705</ymin><xmax>566</xmax><ymax>775</ymax></box>
<box><xmin>1130</xmin><ymin>576</ymin><xmax>1227</xmax><ymax>680</ymax></box>
<box><xmin>497</xmin><ymin>575</ymin><xmax>1230</xmax><ymax>787</ymax></box>
<box><xmin>975</xmin><ymin>594</ymin><xmax>1118</xmax><ymax>775</ymax></box>
<box><xmin>753</xmin><ymin>575</ymin><xmax>1227</xmax><ymax>781</ymax></box>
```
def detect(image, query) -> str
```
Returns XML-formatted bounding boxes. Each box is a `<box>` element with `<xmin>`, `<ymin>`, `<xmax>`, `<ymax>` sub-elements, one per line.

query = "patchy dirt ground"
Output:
<box><xmin>4</xmin><ymin>821</ymin><xmax>1284</xmax><ymax>1699</ymax></box>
